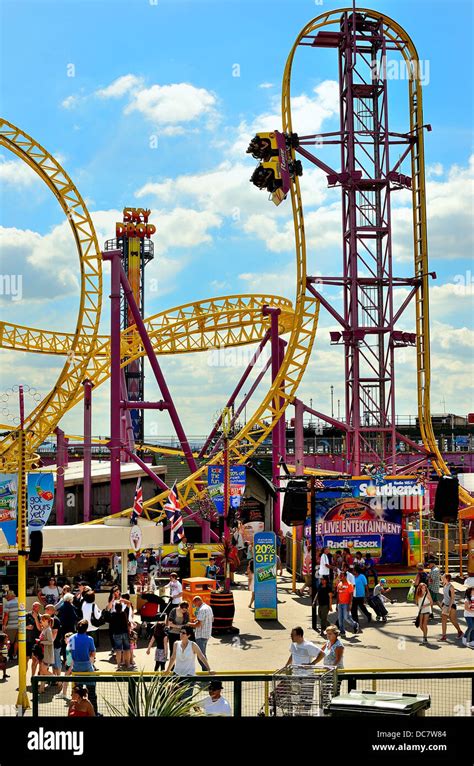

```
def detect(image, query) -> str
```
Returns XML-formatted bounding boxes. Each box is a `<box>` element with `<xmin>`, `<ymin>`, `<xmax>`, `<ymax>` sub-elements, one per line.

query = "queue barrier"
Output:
<box><xmin>31</xmin><ymin>667</ymin><xmax>474</xmax><ymax>718</ymax></box>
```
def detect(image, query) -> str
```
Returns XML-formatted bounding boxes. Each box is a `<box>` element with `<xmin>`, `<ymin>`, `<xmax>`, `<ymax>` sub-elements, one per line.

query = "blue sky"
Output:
<box><xmin>0</xmin><ymin>0</ymin><xmax>473</xmax><ymax>437</ymax></box>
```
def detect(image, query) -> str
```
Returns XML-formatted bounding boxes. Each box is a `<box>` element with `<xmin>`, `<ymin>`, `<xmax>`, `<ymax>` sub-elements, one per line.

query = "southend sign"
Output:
<box><xmin>116</xmin><ymin>207</ymin><xmax>156</xmax><ymax>238</ymax></box>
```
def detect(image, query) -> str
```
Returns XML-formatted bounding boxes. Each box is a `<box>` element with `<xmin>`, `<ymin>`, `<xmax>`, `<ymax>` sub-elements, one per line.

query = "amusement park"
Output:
<box><xmin>0</xmin><ymin>0</ymin><xmax>473</xmax><ymax>755</ymax></box>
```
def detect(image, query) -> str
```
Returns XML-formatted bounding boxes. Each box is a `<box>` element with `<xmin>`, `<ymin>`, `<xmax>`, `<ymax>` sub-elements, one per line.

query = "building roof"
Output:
<box><xmin>47</xmin><ymin>461</ymin><xmax>166</xmax><ymax>488</ymax></box>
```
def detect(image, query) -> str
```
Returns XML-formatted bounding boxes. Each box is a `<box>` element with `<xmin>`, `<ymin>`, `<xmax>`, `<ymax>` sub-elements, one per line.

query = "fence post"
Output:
<box><xmin>233</xmin><ymin>679</ymin><xmax>242</xmax><ymax>717</ymax></box>
<box><xmin>128</xmin><ymin>677</ymin><xmax>138</xmax><ymax>716</ymax></box>
<box><xmin>347</xmin><ymin>675</ymin><xmax>357</xmax><ymax>693</ymax></box>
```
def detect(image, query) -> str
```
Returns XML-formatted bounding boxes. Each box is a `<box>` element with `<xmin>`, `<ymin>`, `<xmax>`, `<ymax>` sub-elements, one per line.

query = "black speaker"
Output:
<box><xmin>282</xmin><ymin>479</ymin><xmax>308</xmax><ymax>526</ymax></box>
<box><xmin>433</xmin><ymin>476</ymin><xmax>459</xmax><ymax>522</ymax></box>
<box><xmin>28</xmin><ymin>531</ymin><xmax>43</xmax><ymax>563</ymax></box>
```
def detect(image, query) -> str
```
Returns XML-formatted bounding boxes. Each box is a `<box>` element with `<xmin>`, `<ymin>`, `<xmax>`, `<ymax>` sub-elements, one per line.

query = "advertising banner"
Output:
<box><xmin>207</xmin><ymin>465</ymin><xmax>246</xmax><ymax>516</ymax></box>
<box><xmin>0</xmin><ymin>474</ymin><xmax>18</xmax><ymax>548</ymax></box>
<box><xmin>27</xmin><ymin>473</ymin><xmax>55</xmax><ymax>534</ymax></box>
<box><xmin>309</xmin><ymin>478</ymin><xmax>421</xmax><ymax>565</ymax></box>
<box><xmin>254</xmin><ymin>531</ymin><xmax>277</xmax><ymax>620</ymax></box>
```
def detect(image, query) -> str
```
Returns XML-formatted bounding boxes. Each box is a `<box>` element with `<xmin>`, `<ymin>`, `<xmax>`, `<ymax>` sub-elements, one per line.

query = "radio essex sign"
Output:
<box><xmin>116</xmin><ymin>207</ymin><xmax>156</xmax><ymax>239</ymax></box>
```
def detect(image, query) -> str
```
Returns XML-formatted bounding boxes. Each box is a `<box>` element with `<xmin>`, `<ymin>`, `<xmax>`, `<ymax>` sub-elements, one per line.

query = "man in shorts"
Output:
<box><xmin>428</xmin><ymin>561</ymin><xmax>441</xmax><ymax>616</ymax></box>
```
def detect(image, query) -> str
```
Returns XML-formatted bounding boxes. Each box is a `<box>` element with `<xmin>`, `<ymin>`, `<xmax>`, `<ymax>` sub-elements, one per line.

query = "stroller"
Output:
<box><xmin>138</xmin><ymin>594</ymin><xmax>167</xmax><ymax>639</ymax></box>
<box><xmin>367</xmin><ymin>594</ymin><xmax>388</xmax><ymax>621</ymax></box>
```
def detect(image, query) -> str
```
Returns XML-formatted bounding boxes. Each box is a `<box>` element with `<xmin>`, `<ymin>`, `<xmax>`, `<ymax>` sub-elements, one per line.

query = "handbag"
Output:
<box><xmin>414</xmin><ymin>592</ymin><xmax>427</xmax><ymax>628</ymax></box>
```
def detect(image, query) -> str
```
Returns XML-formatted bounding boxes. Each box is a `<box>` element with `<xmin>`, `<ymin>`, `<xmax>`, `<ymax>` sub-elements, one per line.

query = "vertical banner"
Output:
<box><xmin>254</xmin><ymin>530</ymin><xmax>277</xmax><ymax>620</ymax></box>
<box><xmin>229</xmin><ymin>466</ymin><xmax>246</xmax><ymax>509</ymax></box>
<box><xmin>208</xmin><ymin>465</ymin><xmax>247</xmax><ymax>516</ymax></box>
<box><xmin>208</xmin><ymin>466</ymin><xmax>224</xmax><ymax>515</ymax></box>
<box><xmin>27</xmin><ymin>473</ymin><xmax>55</xmax><ymax>533</ymax></box>
<box><xmin>0</xmin><ymin>474</ymin><xmax>18</xmax><ymax>548</ymax></box>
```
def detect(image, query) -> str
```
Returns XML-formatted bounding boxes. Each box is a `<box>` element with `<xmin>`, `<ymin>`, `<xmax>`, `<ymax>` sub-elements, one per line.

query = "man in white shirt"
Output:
<box><xmin>189</xmin><ymin>596</ymin><xmax>213</xmax><ymax>669</ymax></box>
<box><xmin>318</xmin><ymin>547</ymin><xmax>331</xmax><ymax>579</ymax></box>
<box><xmin>285</xmin><ymin>626</ymin><xmax>320</xmax><ymax>669</ymax></box>
<box><xmin>199</xmin><ymin>680</ymin><xmax>231</xmax><ymax>716</ymax></box>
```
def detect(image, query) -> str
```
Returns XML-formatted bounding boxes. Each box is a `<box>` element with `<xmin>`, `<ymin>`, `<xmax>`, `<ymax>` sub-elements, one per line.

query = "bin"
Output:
<box><xmin>190</xmin><ymin>549</ymin><xmax>212</xmax><ymax>578</ymax></box>
<box><xmin>329</xmin><ymin>690</ymin><xmax>430</xmax><ymax>717</ymax></box>
<box><xmin>181</xmin><ymin>577</ymin><xmax>218</xmax><ymax>615</ymax></box>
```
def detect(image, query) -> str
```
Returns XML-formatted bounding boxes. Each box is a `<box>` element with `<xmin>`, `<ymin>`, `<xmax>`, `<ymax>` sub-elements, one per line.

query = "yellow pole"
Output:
<box><xmin>444</xmin><ymin>523</ymin><xmax>449</xmax><ymax>574</ymax></box>
<box><xmin>292</xmin><ymin>526</ymin><xmax>297</xmax><ymax>593</ymax></box>
<box><xmin>458</xmin><ymin>518</ymin><xmax>463</xmax><ymax>579</ymax></box>
<box><xmin>16</xmin><ymin>426</ymin><xmax>30</xmax><ymax>711</ymax></box>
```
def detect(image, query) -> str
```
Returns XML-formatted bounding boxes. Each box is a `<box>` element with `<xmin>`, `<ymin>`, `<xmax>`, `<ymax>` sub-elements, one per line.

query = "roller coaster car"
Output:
<box><xmin>250</xmin><ymin>160</ymin><xmax>283</xmax><ymax>193</ymax></box>
<box><xmin>248</xmin><ymin>130</ymin><xmax>295</xmax><ymax>206</ymax></box>
<box><xmin>246</xmin><ymin>132</ymin><xmax>279</xmax><ymax>162</ymax></box>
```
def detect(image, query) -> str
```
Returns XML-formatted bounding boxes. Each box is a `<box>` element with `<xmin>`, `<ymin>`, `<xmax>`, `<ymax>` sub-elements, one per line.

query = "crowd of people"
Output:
<box><xmin>1</xmin><ymin>537</ymin><xmax>473</xmax><ymax>718</ymax></box>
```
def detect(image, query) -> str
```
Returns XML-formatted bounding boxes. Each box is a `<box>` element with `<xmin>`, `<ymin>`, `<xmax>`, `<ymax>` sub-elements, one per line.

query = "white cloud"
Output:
<box><xmin>0</xmin><ymin>156</ymin><xmax>39</xmax><ymax>187</ymax></box>
<box><xmin>259</xmin><ymin>83</ymin><xmax>274</xmax><ymax>89</ymax></box>
<box><xmin>393</xmin><ymin>155</ymin><xmax>474</xmax><ymax>262</ymax></box>
<box><xmin>95</xmin><ymin>74</ymin><xmax>143</xmax><ymax>99</ymax></box>
<box><xmin>61</xmin><ymin>95</ymin><xmax>82</xmax><ymax>110</ymax></box>
<box><xmin>124</xmin><ymin>82</ymin><xmax>217</xmax><ymax>127</ymax></box>
<box><xmin>231</xmin><ymin>80</ymin><xmax>339</xmax><ymax>157</ymax></box>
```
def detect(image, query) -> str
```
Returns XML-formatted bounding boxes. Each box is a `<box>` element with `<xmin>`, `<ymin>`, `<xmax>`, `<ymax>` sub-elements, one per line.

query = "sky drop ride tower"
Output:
<box><xmin>285</xmin><ymin>8</ymin><xmax>442</xmax><ymax>476</ymax></box>
<box><xmin>105</xmin><ymin>221</ymin><xmax>154</xmax><ymax>444</ymax></box>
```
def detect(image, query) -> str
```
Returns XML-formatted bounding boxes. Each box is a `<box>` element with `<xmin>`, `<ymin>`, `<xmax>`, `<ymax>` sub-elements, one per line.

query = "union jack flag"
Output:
<box><xmin>164</xmin><ymin>482</ymin><xmax>185</xmax><ymax>543</ymax></box>
<box><xmin>130</xmin><ymin>477</ymin><xmax>143</xmax><ymax>525</ymax></box>
<box><xmin>314</xmin><ymin>478</ymin><xmax>325</xmax><ymax>490</ymax></box>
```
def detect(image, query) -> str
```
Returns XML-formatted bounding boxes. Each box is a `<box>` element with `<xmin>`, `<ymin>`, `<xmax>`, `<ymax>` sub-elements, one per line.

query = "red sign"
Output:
<box><xmin>116</xmin><ymin>207</ymin><xmax>156</xmax><ymax>239</ymax></box>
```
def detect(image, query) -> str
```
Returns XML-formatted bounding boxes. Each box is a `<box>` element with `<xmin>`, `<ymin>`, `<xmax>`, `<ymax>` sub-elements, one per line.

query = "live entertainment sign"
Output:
<box><xmin>116</xmin><ymin>207</ymin><xmax>156</xmax><ymax>238</ymax></box>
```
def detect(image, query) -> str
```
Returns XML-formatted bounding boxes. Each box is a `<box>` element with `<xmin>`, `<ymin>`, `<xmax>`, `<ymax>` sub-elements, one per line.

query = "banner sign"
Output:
<box><xmin>308</xmin><ymin>478</ymin><xmax>419</xmax><ymax>565</ymax></box>
<box><xmin>0</xmin><ymin>474</ymin><xmax>18</xmax><ymax>548</ymax></box>
<box><xmin>207</xmin><ymin>466</ymin><xmax>246</xmax><ymax>516</ymax></box>
<box><xmin>254</xmin><ymin>531</ymin><xmax>277</xmax><ymax>620</ymax></box>
<box><xmin>27</xmin><ymin>473</ymin><xmax>55</xmax><ymax>533</ymax></box>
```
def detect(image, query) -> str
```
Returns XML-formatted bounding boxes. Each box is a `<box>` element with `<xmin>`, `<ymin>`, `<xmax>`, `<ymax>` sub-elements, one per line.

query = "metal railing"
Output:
<box><xmin>31</xmin><ymin>667</ymin><xmax>474</xmax><ymax>718</ymax></box>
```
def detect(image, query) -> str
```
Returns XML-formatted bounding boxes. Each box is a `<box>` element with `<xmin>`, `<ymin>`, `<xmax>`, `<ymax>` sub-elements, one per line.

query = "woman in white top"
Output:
<box><xmin>166</xmin><ymin>627</ymin><xmax>211</xmax><ymax>698</ymax></box>
<box><xmin>415</xmin><ymin>583</ymin><xmax>433</xmax><ymax>645</ymax></box>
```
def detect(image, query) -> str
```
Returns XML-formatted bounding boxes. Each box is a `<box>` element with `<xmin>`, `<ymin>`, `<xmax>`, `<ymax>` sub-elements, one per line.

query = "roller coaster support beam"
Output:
<box><xmin>263</xmin><ymin>305</ymin><xmax>284</xmax><ymax>531</ymax></box>
<box><xmin>199</xmin><ymin>328</ymin><xmax>271</xmax><ymax>459</ymax></box>
<box><xmin>82</xmin><ymin>379</ymin><xmax>93</xmax><ymax>523</ymax></box>
<box><xmin>117</xmin><ymin>258</ymin><xmax>210</xmax><ymax>542</ymax></box>
<box><xmin>103</xmin><ymin>250</ymin><xmax>123</xmax><ymax>515</ymax></box>
<box><xmin>120</xmin><ymin>369</ymin><xmax>134</xmax><ymax>462</ymax></box>
<box><xmin>294</xmin><ymin>398</ymin><xmax>304</xmax><ymax>476</ymax></box>
<box><xmin>54</xmin><ymin>427</ymin><xmax>68</xmax><ymax>525</ymax></box>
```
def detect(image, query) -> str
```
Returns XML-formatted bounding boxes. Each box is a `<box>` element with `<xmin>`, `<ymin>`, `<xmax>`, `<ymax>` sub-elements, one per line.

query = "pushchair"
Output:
<box><xmin>367</xmin><ymin>594</ymin><xmax>388</xmax><ymax>621</ymax></box>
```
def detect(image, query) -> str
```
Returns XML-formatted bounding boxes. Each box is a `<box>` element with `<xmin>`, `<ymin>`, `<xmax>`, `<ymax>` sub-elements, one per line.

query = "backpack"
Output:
<box><xmin>90</xmin><ymin>604</ymin><xmax>106</xmax><ymax>628</ymax></box>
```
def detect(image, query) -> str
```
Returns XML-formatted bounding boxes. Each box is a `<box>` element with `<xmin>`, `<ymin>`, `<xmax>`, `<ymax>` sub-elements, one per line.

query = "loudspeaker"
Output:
<box><xmin>28</xmin><ymin>531</ymin><xmax>43</xmax><ymax>563</ymax></box>
<box><xmin>282</xmin><ymin>478</ymin><xmax>308</xmax><ymax>526</ymax></box>
<box><xmin>433</xmin><ymin>476</ymin><xmax>459</xmax><ymax>522</ymax></box>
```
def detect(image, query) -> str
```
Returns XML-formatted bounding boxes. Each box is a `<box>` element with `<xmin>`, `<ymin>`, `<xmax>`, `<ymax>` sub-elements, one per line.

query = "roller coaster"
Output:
<box><xmin>0</xmin><ymin>6</ymin><xmax>472</xmax><ymax>530</ymax></box>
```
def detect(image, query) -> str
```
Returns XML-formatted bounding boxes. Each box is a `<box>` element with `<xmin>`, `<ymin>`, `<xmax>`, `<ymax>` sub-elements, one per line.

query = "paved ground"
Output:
<box><xmin>0</xmin><ymin>574</ymin><xmax>472</xmax><ymax>714</ymax></box>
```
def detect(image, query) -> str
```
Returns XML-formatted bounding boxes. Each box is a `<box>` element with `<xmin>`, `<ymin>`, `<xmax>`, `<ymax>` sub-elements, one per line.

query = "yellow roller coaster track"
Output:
<box><xmin>0</xmin><ymin>119</ymin><xmax>102</xmax><ymax>472</ymax></box>
<box><xmin>0</xmin><ymin>294</ymin><xmax>294</xmax><ymax>414</ymax></box>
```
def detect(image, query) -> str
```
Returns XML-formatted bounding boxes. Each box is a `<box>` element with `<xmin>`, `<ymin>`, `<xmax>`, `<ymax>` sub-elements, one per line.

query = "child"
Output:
<box><xmin>0</xmin><ymin>632</ymin><xmax>9</xmax><ymax>680</ymax></box>
<box><xmin>54</xmin><ymin>632</ymin><xmax>74</xmax><ymax>700</ymax></box>
<box><xmin>146</xmin><ymin>621</ymin><xmax>168</xmax><ymax>671</ymax></box>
